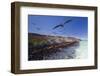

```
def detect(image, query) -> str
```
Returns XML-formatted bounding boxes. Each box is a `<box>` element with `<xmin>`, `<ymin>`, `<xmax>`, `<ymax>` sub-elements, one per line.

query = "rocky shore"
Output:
<box><xmin>28</xmin><ymin>33</ymin><xmax>80</xmax><ymax>60</ymax></box>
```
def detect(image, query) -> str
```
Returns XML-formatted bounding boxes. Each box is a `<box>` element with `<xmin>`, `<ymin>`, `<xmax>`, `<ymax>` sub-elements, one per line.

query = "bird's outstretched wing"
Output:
<box><xmin>53</xmin><ymin>24</ymin><xmax>63</xmax><ymax>29</ymax></box>
<box><xmin>63</xmin><ymin>19</ymin><xmax>72</xmax><ymax>24</ymax></box>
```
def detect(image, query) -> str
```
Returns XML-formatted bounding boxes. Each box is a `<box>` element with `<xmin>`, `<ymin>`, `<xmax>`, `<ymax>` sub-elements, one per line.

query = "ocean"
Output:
<box><xmin>43</xmin><ymin>40</ymin><xmax>88</xmax><ymax>60</ymax></box>
<box><xmin>28</xmin><ymin>40</ymin><xmax>88</xmax><ymax>60</ymax></box>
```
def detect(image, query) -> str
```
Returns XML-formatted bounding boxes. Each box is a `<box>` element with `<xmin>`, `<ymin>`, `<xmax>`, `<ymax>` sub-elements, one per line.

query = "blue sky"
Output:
<box><xmin>28</xmin><ymin>15</ymin><xmax>88</xmax><ymax>39</ymax></box>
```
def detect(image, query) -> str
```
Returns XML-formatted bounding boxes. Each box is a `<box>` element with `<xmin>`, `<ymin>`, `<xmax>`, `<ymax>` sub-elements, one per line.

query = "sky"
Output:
<box><xmin>28</xmin><ymin>15</ymin><xmax>88</xmax><ymax>40</ymax></box>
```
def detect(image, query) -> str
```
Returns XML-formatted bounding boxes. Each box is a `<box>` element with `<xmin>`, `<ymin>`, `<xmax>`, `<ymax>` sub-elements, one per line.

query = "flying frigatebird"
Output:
<box><xmin>52</xmin><ymin>19</ymin><xmax>72</xmax><ymax>30</ymax></box>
